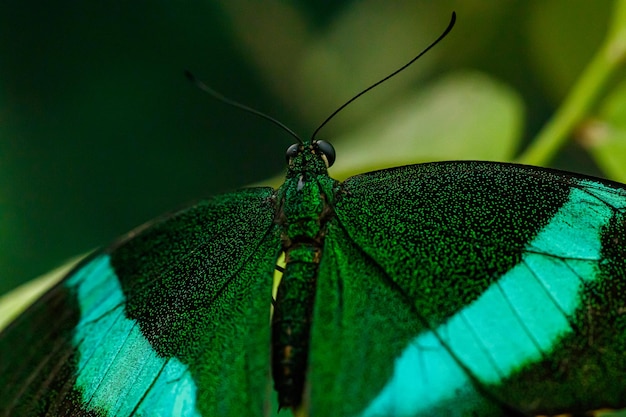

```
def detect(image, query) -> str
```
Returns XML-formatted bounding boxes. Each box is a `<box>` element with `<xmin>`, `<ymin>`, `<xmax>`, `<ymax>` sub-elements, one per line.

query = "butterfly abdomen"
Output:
<box><xmin>272</xmin><ymin>244</ymin><xmax>321</xmax><ymax>409</ymax></box>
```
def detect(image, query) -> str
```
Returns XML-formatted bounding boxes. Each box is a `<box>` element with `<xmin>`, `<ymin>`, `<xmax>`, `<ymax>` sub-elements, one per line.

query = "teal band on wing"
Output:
<box><xmin>360</xmin><ymin>183</ymin><xmax>615</xmax><ymax>417</ymax></box>
<box><xmin>66</xmin><ymin>255</ymin><xmax>201</xmax><ymax>416</ymax></box>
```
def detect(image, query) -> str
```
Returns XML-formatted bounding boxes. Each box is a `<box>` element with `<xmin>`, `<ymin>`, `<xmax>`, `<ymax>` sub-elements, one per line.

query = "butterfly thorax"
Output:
<box><xmin>272</xmin><ymin>141</ymin><xmax>337</xmax><ymax>410</ymax></box>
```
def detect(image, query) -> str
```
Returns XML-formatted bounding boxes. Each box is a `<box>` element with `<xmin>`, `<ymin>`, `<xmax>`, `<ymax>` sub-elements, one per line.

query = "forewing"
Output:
<box><xmin>0</xmin><ymin>187</ymin><xmax>281</xmax><ymax>417</ymax></box>
<box><xmin>330</xmin><ymin>161</ymin><xmax>626</xmax><ymax>415</ymax></box>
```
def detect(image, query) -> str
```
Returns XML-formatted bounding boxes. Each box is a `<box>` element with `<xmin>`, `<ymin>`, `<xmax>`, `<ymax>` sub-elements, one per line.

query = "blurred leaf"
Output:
<box><xmin>583</xmin><ymin>79</ymin><xmax>626</xmax><ymax>182</ymax></box>
<box><xmin>526</xmin><ymin>0</ymin><xmax>613</xmax><ymax>101</ymax></box>
<box><xmin>332</xmin><ymin>72</ymin><xmax>524</xmax><ymax>180</ymax></box>
<box><xmin>218</xmin><ymin>0</ymin><xmax>507</xmax><ymax>133</ymax></box>
<box><xmin>0</xmin><ymin>256</ymin><xmax>82</xmax><ymax>332</ymax></box>
<box><xmin>597</xmin><ymin>409</ymin><xmax>626</xmax><ymax>417</ymax></box>
<box><xmin>220</xmin><ymin>0</ymin><xmax>446</xmax><ymax>129</ymax></box>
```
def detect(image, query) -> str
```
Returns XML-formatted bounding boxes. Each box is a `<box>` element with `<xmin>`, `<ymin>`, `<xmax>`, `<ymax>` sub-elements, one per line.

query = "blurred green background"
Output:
<box><xmin>1</xmin><ymin>0</ymin><xmax>626</xmax><ymax>296</ymax></box>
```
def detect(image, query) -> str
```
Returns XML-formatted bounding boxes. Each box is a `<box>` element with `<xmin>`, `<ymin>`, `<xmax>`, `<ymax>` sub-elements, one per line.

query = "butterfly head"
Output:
<box><xmin>285</xmin><ymin>140</ymin><xmax>335</xmax><ymax>177</ymax></box>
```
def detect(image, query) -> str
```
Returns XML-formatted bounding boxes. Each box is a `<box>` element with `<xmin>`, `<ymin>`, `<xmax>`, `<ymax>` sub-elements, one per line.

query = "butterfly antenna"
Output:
<box><xmin>310</xmin><ymin>11</ymin><xmax>456</xmax><ymax>142</ymax></box>
<box><xmin>185</xmin><ymin>70</ymin><xmax>304</xmax><ymax>144</ymax></box>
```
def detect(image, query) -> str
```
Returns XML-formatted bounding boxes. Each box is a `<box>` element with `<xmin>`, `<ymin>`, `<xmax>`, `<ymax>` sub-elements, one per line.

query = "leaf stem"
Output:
<box><xmin>517</xmin><ymin>0</ymin><xmax>626</xmax><ymax>166</ymax></box>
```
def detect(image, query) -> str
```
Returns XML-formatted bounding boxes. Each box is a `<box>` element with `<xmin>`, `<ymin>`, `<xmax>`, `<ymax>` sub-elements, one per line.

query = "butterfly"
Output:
<box><xmin>2</xmin><ymin>11</ymin><xmax>626</xmax><ymax>417</ymax></box>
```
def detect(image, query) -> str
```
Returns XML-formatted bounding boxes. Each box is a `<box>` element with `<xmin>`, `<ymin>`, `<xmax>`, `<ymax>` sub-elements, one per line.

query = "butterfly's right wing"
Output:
<box><xmin>0</xmin><ymin>187</ymin><xmax>281</xmax><ymax>417</ymax></box>
<box><xmin>316</xmin><ymin>161</ymin><xmax>626</xmax><ymax>416</ymax></box>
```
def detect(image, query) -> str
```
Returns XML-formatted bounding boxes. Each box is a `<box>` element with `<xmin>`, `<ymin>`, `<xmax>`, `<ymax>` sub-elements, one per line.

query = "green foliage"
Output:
<box><xmin>1</xmin><ymin>0</ymin><xmax>626</xmax><ymax>296</ymax></box>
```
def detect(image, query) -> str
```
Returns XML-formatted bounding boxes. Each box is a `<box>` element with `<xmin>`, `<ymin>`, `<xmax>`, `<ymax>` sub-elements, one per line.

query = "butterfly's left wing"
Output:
<box><xmin>0</xmin><ymin>188</ymin><xmax>281</xmax><ymax>417</ymax></box>
<box><xmin>313</xmin><ymin>161</ymin><xmax>626</xmax><ymax>416</ymax></box>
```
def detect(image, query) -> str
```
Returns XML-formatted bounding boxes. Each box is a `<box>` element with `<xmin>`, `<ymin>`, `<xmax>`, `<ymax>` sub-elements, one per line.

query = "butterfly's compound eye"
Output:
<box><xmin>285</xmin><ymin>143</ymin><xmax>300</xmax><ymax>164</ymax></box>
<box><xmin>315</xmin><ymin>140</ymin><xmax>336</xmax><ymax>168</ymax></box>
